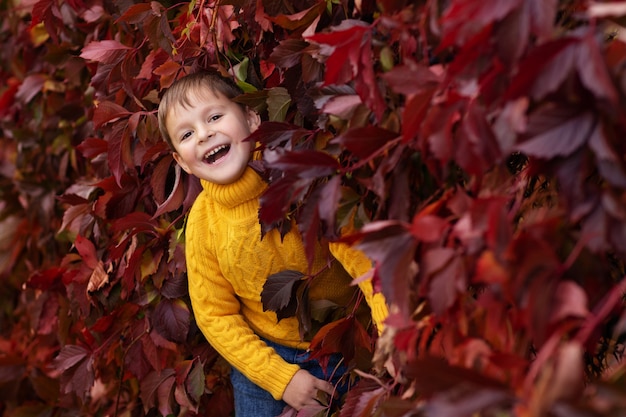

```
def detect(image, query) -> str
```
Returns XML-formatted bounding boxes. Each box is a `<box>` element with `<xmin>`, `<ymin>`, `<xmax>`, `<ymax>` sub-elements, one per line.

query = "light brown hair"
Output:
<box><xmin>157</xmin><ymin>71</ymin><xmax>243</xmax><ymax>149</ymax></box>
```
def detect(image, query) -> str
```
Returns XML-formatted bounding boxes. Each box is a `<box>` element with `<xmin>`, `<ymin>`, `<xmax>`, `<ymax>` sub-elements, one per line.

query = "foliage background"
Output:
<box><xmin>1</xmin><ymin>0</ymin><xmax>626</xmax><ymax>416</ymax></box>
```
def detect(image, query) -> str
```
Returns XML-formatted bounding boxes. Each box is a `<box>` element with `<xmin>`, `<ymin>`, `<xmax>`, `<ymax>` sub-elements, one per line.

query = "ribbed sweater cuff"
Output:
<box><xmin>263</xmin><ymin>363</ymin><xmax>301</xmax><ymax>400</ymax></box>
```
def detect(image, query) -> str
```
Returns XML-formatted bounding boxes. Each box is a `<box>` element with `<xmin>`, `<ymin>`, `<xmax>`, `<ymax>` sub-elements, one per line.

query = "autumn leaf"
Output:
<box><xmin>340</xmin><ymin>379</ymin><xmax>387</xmax><ymax>417</ymax></box>
<box><xmin>87</xmin><ymin>262</ymin><xmax>109</xmax><ymax>292</ymax></box>
<box><xmin>80</xmin><ymin>40</ymin><xmax>133</xmax><ymax>64</ymax></box>
<box><xmin>307</xmin><ymin>20</ymin><xmax>386</xmax><ymax>119</ymax></box>
<box><xmin>309</xmin><ymin>316</ymin><xmax>371</xmax><ymax>367</ymax></box>
<box><xmin>14</xmin><ymin>74</ymin><xmax>46</xmax><ymax>104</ymax></box>
<box><xmin>92</xmin><ymin>101</ymin><xmax>131</xmax><ymax>129</ymax></box>
<box><xmin>152</xmin><ymin>299</ymin><xmax>190</xmax><ymax>344</ymax></box>
<box><xmin>261</xmin><ymin>270</ymin><xmax>305</xmax><ymax>322</ymax></box>
<box><xmin>74</xmin><ymin>235</ymin><xmax>98</xmax><ymax>269</ymax></box>
<box><xmin>140</xmin><ymin>369</ymin><xmax>176</xmax><ymax>414</ymax></box>
<box><xmin>267</xmin><ymin>87</ymin><xmax>291</xmax><ymax>122</ymax></box>
<box><xmin>421</xmin><ymin>248</ymin><xmax>466</xmax><ymax>315</ymax></box>
<box><xmin>331</xmin><ymin>126</ymin><xmax>398</xmax><ymax>160</ymax></box>
<box><xmin>439</xmin><ymin>0</ymin><xmax>520</xmax><ymax>48</ymax></box>
<box><xmin>269</xmin><ymin>38</ymin><xmax>309</xmax><ymax>68</ymax></box>
<box><xmin>264</xmin><ymin>149</ymin><xmax>339</xmax><ymax>179</ymax></box>
<box><xmin>356</xmin><ymin>221</ymin><xmax>418</xmax><ymax>319</ymax></box>
<box><xmin>54</xmin><ymin>345</ymin><xmax>95</xmax><ymax>399</ymax></box>
<box><xmin>516</xmin><ymin>106</ymin><xmax>595</xmax><ymax>159</ymax></box>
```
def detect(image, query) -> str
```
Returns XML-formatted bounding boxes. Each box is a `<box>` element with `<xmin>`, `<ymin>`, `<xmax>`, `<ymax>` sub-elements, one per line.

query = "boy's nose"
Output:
<box><xmin>198</xmin><ymin>127</ymin><xmax>215</xmax><ymax>142</ymax></box>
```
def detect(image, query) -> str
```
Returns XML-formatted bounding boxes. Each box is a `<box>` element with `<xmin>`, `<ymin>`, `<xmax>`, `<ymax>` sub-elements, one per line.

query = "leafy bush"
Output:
<box><xmin>1</xmin><ymin>0</ymin><xmax>625</xmax><ymax>416</ymax></box>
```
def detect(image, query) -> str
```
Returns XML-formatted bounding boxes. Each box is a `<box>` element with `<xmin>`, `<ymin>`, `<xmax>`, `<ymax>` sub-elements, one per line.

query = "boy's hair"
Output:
<box><xmin>157</xmin><ymin>71</ymin><xmax>243</xmax><ymax>149</ymax></box>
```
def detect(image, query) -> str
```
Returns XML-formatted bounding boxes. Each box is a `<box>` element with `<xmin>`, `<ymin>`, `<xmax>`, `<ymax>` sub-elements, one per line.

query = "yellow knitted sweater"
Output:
<box><xmin>184</xmin><ymin>167</ymin><xmax>388</xmax><ymax>401</ymax></box>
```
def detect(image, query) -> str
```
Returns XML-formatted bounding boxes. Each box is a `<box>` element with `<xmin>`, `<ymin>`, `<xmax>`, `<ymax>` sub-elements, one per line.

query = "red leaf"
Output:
<box><xmin>80</xmin><ymin>40</ymin><xmax>132</xmax><ymax>64</ymax></box>
<box><xmin>357</xmin><ymin>221</ymin><xmax>418</xmax><ymax>319</ymax></box>
<box><xmin>420</xmin><ymin>100</ymin><xmax>461</xmax><ymax>163</ymax></box>
<box><xmin>126</xmin><ymin>335</ymin><xmax>155</xmax><ymax>380</ymax></box>
<box><xmin>354</xmin><ymin>38</ymin><xmax>387</xmax><ymax>121</ymax></box>
<box><xmin>74</xmin><ymin>235</ymin><xmax>98</xmax><ymax>269</ymax></box>
<box><xmin>107</xmin><ymin>123</ymin><xmax>134</xmax><ymax>186</ymax></box>
<box><xmin>456</xmin><ymin>102</ymin><xmax>501</xmax><ymax>175</ymax></box>
<box><xmin>111</xmin><ymin>211</ymin><xmax>158</xmax><ymax>235</ymax></box>
<box><xmin>403</xmin><ymin>87</ymin><xmax>437</xmax><ymax>144</ymax></box>
<box><xmin>152</xmin><ymin>299</ymin><xmax>190</xmax><ymax>344</ymax></box>
<box><xmin>589</xmin><ymin>123</ymin><xmax>626</xmax><ymax>188</ymax></box>
<box><xmin>474</xmin><ymin>251</ymin><xmax>508</xmax><ymax>284</ymax></box>
<box><xmin>425</xmin><ymin>388</ymin><xmax>512</xmax><ymax>417</ymax></box>
<box><xmin>507</xmin><ymin>31</ymin><xmax>617</xmax><ymax>103</ymax></box>
<box><xmin>411</xmin><ymin>214</ymin><xmax>447</xmax><ymax>242</ymax></box>
<box><xmin>140</xmin><ymin>369</ymin><xmax>176</xmax><ymax>413</ymax></box>
<box><xmin>54</xmin><ymin>345</ymin><xmax>95</xmax><ymax>399</ymax></box>
<box><xmin>439</xmin><ymin>0</ymin><xmax>520</xmax><ymax>48</ymax></box>
<box><xmin>404</xmin><ymin>356</ymin><xmax>507</xmax><ymax>394</ymax></box>
<box><xmin>577</xmin><ymin>32</ymin><xmax>618</xmax><ymax>103</ymax></box>
<box><xmin>138</xmin><ymin>48</ymin><xmax>169</xmax><ymax>80</ymax></box>
<box><xmin>269</xmin><ymin>39</ymin><xmax>309</xmax><ymax>68</ymax></box>
<box><xmin>267</xmin><ymin>2</ymin><xmax>325</xmax><ymax>31</ymax></box>
<box><xmin>15</xmin><ymin>74</ymin><xmax>46</xmax><ymax>104</ymax></box>
<box><xmin>54</xmin><ymin>345</ymin><xmax>89</xmax><ymax>372</ymax></box>
<box><xmin>248</xmin><ymin>121</ymin><xmax>312</xmax><ymax>148</ymax></box>
<box><xmin>116</xmin><ymin>2</ymin><xmax>153</xmax><ymax>24</ymax></box>
<box><xmin>505</xmin><ymin>38</ymin><xmax>578</xmax><ymax>100</ymax></box>
<box><xmin>76</xmin><ymin>137</ymin><xmax>108</xmax><ymax>159</ymax></box>
<box><xmin>382</xmin><ymin>64</ymin><xmax>441</xmax><ymax>96</ymax></box>
<box><xmin>261</xmin><ymin>270</ymin><xmax>305</xmax><ymax>321</ymax></box>
<box><xmin>265</xmin><ymin>149</ymin><xmax>339</xmax><ymax>179</ymax></box>
<box><xmin>516</xmin><ymin>107</ymin><xmax>595</xmax><ymax>158</ymax></box>
<box><xmin>495</xmin><ymin>0</ymin><xmax>557</xmax><ymax>63</ymax></box>
<box><xmin>422</xmin><ymin>248</ymin><xmax>466</xmax><ymax>315</ymax></box>
<box><xmin>319</xmin><ymin>94</ymin><xmax>362</xmax><ymax>119</ymax></box>
<box><xmin>0</xmin><ymin>77</ymin><xmax>20</xmax><ymax>114</ymax></box>
<box><xmin>26</xmin><ymin>267</ymin><xmax>64</xmax><ymax>290</ymax></box>
<box><xmin>259</xmin><ymin>175</ymin><xmax>303</xmax><ymax>231</ymax></box>
<box><xmin>332</xmin><ymin>126</ymin><xmax>398</xmax><ymax>159</ymax></box>
<box><xmin>340</xmin><ymin>379</ymin><xmax>387</xmax><ymax>417</ymax></box>
<box><xmin>181</xmin><ymin>358</ymin><xmax>205</xmax><ymax>403</ymax></box>
<box><xmin>549</xmin><ymin>281</ymin><xmax>589</xmax><ymax>324</ymax></box>
<box><xmin>151</xmin><ymin>159</ymin><xmax>185</xmax><ymax>217</ymax></box>
<box><xmin>92</xmin><ymin>100</ymin><xmax>131</xmax><ymax>129</ymax></box>
<box><xmin>309</xmin><ymin>316</ymin><xmax>371</xmax><ymax>366</ymax></box>
<box><xmin>316</xmin><ymin>176</ymin><xmax>341</xmax><ymax>236</ymax></box>
<box><xmin>307</xmin><ymin>21</ymin><xmax>370</xmax><ymax>86</ymax></box>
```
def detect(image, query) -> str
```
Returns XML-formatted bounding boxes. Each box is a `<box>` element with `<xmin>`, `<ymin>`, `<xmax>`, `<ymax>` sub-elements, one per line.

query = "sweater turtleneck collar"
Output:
<box><xmin>200</xmin><ymin>166</ymin><xmax>267</xmax><ymax>210</ymax></box>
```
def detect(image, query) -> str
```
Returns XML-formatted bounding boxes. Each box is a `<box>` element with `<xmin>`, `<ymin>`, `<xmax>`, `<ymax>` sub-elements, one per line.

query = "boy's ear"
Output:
<box><xmin>172</xmin><ymin>152</ymin><xmax>192</xmax><ymax>175</ymax></box>
<box><xmin>247</xmin><ymin>109</ymin><xmax>261</xmax><ymax>132</ymax></box>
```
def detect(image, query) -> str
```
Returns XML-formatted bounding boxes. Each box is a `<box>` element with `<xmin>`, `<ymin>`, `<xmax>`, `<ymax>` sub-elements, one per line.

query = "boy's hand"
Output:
<box><xmin>282</xmin><ymin>369</ymin><xmax>334</xmax><ymax>410</ymax></box>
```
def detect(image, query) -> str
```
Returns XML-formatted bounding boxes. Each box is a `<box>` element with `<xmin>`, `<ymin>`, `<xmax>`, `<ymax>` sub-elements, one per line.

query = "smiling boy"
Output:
<box><xmin>158</xmin><ymin>71</ymin><xmax>387</xmax><ymax>416</ymax></box>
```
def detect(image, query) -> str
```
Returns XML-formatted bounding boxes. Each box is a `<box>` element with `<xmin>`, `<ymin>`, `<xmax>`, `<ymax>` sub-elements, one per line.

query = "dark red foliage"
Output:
<box><xmin>1</xmin><ymin>0</ymin><xmax>626</xmax><ymax>416</ymax></box>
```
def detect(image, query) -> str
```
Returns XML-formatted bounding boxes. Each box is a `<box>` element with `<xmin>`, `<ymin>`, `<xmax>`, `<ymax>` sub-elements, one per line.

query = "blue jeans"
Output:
<box><xmin>230</xmin><ymin>338</ymin><xmax>349</xmax><ymax>417</ymax></box>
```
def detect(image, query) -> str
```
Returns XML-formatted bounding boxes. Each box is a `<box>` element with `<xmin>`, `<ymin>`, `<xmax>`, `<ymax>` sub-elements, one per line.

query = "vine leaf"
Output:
<box><xmin>80</xmin><ymin>40</ymin><xmax>132</xmax><ymax>64</ymax></box>
<box><xmin>54</xmin><ymin>345</ymin><xmax>95</xmax><ymax>399</ymax></box>
<box><xmin>152</xmin><ymin>299</ymin><xmax>190</xmax><ymax>344</ymax></box>
<box><xmin>261</xmin><ymin>270</ymin><xmax>305</xmax><ymax>322</ymax></box>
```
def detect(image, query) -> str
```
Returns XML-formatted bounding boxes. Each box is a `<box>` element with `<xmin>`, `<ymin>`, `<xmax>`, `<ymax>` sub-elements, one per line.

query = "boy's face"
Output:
<box><xmin>166</xmin><ymin>89</ymin><xmax>261</xmax><ymax>185</ymax></box>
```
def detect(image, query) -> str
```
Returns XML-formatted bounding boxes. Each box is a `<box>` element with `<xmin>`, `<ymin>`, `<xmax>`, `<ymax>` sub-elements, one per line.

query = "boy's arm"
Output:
<box><xmin>328</xmin><ymin>241</ymin><xmax>388</xmax><ymax>333</ymax></box>
<box><xmin>186</xmin><ymin>222</ymin><xmax>301</xmax><ymax>400</ymax></box>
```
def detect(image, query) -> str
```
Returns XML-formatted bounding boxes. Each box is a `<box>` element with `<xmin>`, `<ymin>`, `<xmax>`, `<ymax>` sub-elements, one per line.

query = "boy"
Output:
<box><xmin>157</xmin><ymin>70</ymin><xmax>387</xmax><ymax>416</ymax></box>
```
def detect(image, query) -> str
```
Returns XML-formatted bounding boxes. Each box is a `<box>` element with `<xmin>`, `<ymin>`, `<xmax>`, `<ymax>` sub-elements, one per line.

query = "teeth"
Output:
<box><xmin>204</xmin><ymin>145</ymin><xmax>228</xmax><ymax>160</ymax></box>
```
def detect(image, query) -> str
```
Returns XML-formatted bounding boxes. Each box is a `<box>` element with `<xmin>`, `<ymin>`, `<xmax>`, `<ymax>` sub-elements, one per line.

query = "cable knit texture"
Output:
<box><xmin>185</xmin><ymin>167</ymin><xmax>388</xmax><ymax>400</ymax></box>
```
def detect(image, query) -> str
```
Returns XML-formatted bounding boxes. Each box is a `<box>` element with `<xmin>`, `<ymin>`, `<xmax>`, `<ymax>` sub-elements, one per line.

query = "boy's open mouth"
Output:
<box><xmin>204</xmin><ymin>144</ymin><xmax>230</xmax><ymax>164</ymax></box>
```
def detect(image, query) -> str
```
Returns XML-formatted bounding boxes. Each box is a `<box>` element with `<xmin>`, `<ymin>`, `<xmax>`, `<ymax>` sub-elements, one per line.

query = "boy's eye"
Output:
<box><xmin>209</xmin><ymin>114</ymin><xmax>222</xmax><ymax>122</ymax></box>
<box><xmin>181</xmin><ymin>131</ymin><xmax>192</xmax><ymax>141</ymax></box>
